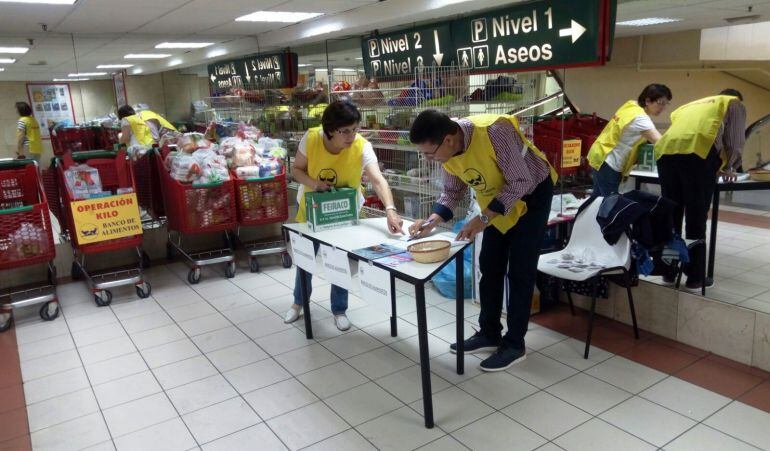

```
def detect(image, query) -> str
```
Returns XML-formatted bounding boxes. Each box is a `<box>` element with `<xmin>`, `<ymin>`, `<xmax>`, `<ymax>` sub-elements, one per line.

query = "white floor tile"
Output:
<box><xmin>191</xmin><ymin>326</ymin><xmax>249</xmax><ymax>353</ymax></box>
<box><xmin>452</xmin><ymin>412</ymin><xmax>547</xmax><ymax>450</ymax></box>
<box><xmin>599</xmin><ymin>397</ymin><xmax>696</xmax><ymax>447</ymax></box>
<box><xmin>78</xmin><ymin>335</ymin><xmax>137</xmax><ymax>366</ymax></box>
<box><xmin>205</xmin><ymin>292</ymin><xmax>259</xmax><ymax>314</ymax></box>
<box><xmin>30</xmin><ymin>412</ymin><xmax>111</xmax><ymax>451</ymax></box>
<box><xmin>417</xmin><ymin>435</ymin><xmax>469</xmax><ymax>451</ymax></box>
<box><xmin>71</xmin><ymin>322</ymin><xmax>127</xmax><ymax>348</ymax></box>
<box><xmin>457</xmin><ymin>371</ymin><xmax>539</xmax><ymax>410</ymax></box>
<box><xmin>664</xmin><ymin>424</ymin><xmax>761</xmax><ymax>451</ymax></box>
<box><xmin>534</xmin><ymin>444</ymin><xmax>566</xmax><ymax>451</ymax></box>
<box><xmin>401</xmin><ymin>307</ymin><xmax>456</xmax><ymax>331</ymax></box>
<box><xmin>141</xmin><ymin>339</ymin><xmax>201</xmax><ymax>369</ymax></box>
<box><xmin>524</xmin><ymin>328</ymin><xmax>569</xmax><ymax>351</ymax></box>
<box><xmin>375</xmin><ymin>365</ymin><xmax>452</xmax><ymax>404</ymax></box>
<box><xmin>296</xmin><ymin>361</ymin><xmax>370</xmax><ymax>399</ymax></box>
<box><xmin>20</xmin><ymin>349</ymin><xmax>82</xmax><ymax>381</ymax></box>
<box><xmin>166</xmin><ymin>374</ymin><xmax>238</xmax><ymax>415</ymax></box>
<box><xmin>121</xmin><ymin>311</ymin><xmax>175</xmax><ymax>334</ymax></box>
<box><xmin>154</xmin><ymin>290</ymin><xmax>206</xmax><ymax>310</ymax></box>
<box><xmin>346</xmin><ymin>346</ymin><xmax>415</xmax><ymax>379</ymax></box>
<box><xmin>267</xmin><ymin>401</ymin><xmax>349</xmax><ymax>450</ymax></box>
<box><xmin>554</xmin><ymin>418</ymin><xmax>656</xmax><ymax>451</ymax></box>
<box><xmin>238</xmin><ymin>314</ymin><xmax>295</xmax><ymax>340</ymax></box>
<box><xmin>182</xmin><ymin>397</ymin><xmax>262</xmax><ymax>445</ymax></box>
<box><xmin>738</xmin><ymin>298</ymin><xmax>770</xmax><ymax>314</ymax></box>
<box><xmin>428</xmin><ymin>352</ymin><xmax>486</xmax><ymax>385</ymax></box>
<box><xmin>320</xmin><ymin>330</ymin><xmax>384</xmax><ymax>359</ymax></box>
<box><xmin>274</xmin><ymin>343</ymin><xmax>340</xmax><ymax>375</ymax></box>
<box><xmin>639</xmin><ymin>376</ymin><xmax>731</xmax><ymax>421</ymax></box>
<box><xmin>193</xmin><ymin>280</ymin><xmax>243</xmax><ymax>300</ymax></box>
<box><xmin>82</xmin><ymin>440</ymin><xmax>117</xmax><ymax>451</ymax></box>
<box><xmin>539</xmin><ymin>339</ymin><xmax>614</xmax><ymax>371</ymax></box>
<box><xmin>15</xmin><ymin>319</ymin><xmax>70</xmax><ymax>345</ymax></box>
<box><xmin>255</xmin><ymin>327</ymin><xmax>314</xmax><ymax>355</ymax></box>
<box><xmin>220</xmin><ymin>302</ymin><xmax>274</xmax><ymax>324</ymax></box>
<box><xmin>206</xmin><ymin>341</ymin><xmax>269</xmax><ymax>373</ymax></box>
<box><xmin>704</xmin><ymin>401</ymin><xmax>770</xmax><ymax>450</ymax></box>
<box><xmin>93</xmin><ymin>371</ymin><xmax>162</xmax><ymax>409</ymax></box>
<box><xmin>291</xmin><ymin>314</ymin><xmax>351</xmax><ymax>340</ymax></box>
<box><xmin>506</xmin><ymin>352</ymin><xmax>579</xmax><ymax>389</ymax></box>
<box><xmin>389</xmin><ymin>334</ymin><xmax>450</xmax><ymax>363</ymax></box>
<box><xmin>357</xmin><ymin>406</ymin><xmax>444</xmax><ymax>450</ymax></box>
<box><xmin>503</xmin><ymin>391</ymin><xmax>592</xmax><ymax>440</ymax></box>
<box><xmin>546</xmin><ymin>374</ymin><xmax>631</xmax><ymax>416</ymax></box>
<box><xmin>252</xmin><ymin>282</ymin><xmax>293</xmax><ymax>301</ymax></box>
<box><xmin>303</xmin><ymin>429</ymin><xmax>377</xmax><ymax>451</ymax></box>
<box><xmin>113</xmin><ymin>417</ymin><xmax>196</xmax><ymax>451</ymax></box>
<box><xmin>343</xmin><ymin>306</ymin><xmax>391</xmax><ymax>329</ymax></box>
<box><xmin>244</xmin><ymin>378</ymin><xmax>319</xmax><ymax>420</ymax></box>
<box><xmin>17</xmin><ymin>333</ymin><xmax>75</xmax><ymax>362</ymax></box>
<box><xmin>408</xmin><ymin>386</ymin><xmax>494</xmax><ymax>432</ymax></box>
<box><xmin>201</xmin><ymin>423</ymin><xmax>287</xmax><ymax>451</ymax></box>
<box><xmin>102</xmin><ymin>392</ymin><xmax>178</xmax><ymax>438</ymax></box>
<box><xmin>153</xmin><ymin>355</ymin><xmax>218</xmax><ymax>390</ymax></box>
<box><xmin>27</xmin><ymin>388</ymin><xmax>99</xmax><ymax>432</ymax></box>
<box><xmin>223</xmin><ymin>358</ymin><xmax>292</xmax><ymax>394</ymax></box>
<box><xmin>66</xmin><ymin>310</ymin><xmax>119</xmax><ymax>333</ymax></box>
<box><xmin>130</xmin><ymin>324</ymin><xmax>187</xmax><ymax>350</ymax></box>
<box><xmin>429</xmin><ymin>321</ymin><xmax>476</xmax><ymax>345</ymax></box>
<box><xmin>111</xmin><ymin>298</ymin><xmax>163</xmax><ymax>321</ymax></box>
<box><xmin>361</xmin><ymin>319</ymin><xmax>419</xmax><ymax>345</ymax></box>
<box><xmin>585</xmin><ymin>356</ymin><xmax>667</xmax><ymax>394</ymax></box>
<box><xmin>178</xmin><ymin>312</ymin><xmax>231</xmax><ymax>336</ymax></box>
<box><xmin>326</xmin><ymin>382</ymin><xmax>403</xmax><ymax>426</ymax></box>
<box><xmin>167</xmin><ymin>301</ymin><xmax>217</xmax><ymax>323</ymax></box>
<box><xmin>23</xmin><ymin>366</ymin><xmax>90</xmax><ymax>405</ymax></box>
<box><xmin>85</xmin><ymin>352</ymin><xmax>149</xmax><ymax>386</ymax></box>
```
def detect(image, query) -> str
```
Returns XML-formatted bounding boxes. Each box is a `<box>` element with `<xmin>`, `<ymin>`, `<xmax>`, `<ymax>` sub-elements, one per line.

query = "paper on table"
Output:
<box><xmin>289</xmin><ymin>232</ymin><xmax>316</xmax><ymax>274</ymax></box>
<box><xmin>376</xmin><ymin>252</ymin><xmax>414</xmax><ymax>268</ymax></box>
<box><xmin>320</xmin><ymin>244</ymin><xmax>353</xmax><ymax>290</ymax></box>
<box><xmin>359</xmin><ymin>263</ymin><xmax>391</xmax><ymax>308</ymax></box>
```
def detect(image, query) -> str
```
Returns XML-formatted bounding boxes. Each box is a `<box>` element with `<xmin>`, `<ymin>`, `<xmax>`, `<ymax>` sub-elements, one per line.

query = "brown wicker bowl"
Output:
<box><xmin>749</xmin><ymin>169</ymin><xmax>770</xmax><ymax>182</ymax></box>
<box><xmin>407</xmin><ymin>240</ymin><xmax>451</xmax><ymax>264</ymax></box>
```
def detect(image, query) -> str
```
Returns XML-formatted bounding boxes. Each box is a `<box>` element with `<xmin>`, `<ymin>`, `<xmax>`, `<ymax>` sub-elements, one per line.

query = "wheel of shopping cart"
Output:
<box><xmin>282</xmin><ymin>253</ymin><xmax>293</xmax><ymax>269</ymax></box>
<box><xmin>0</xmin><ymin>312</ymin><xmax>11</xmax><ymax>333</ymax></box>
<box><xmin>135</xmin><ymin>281</ymin><xmax>152</xmax><ymax>299</ymax></box>
<box><xmin>39</xmin><ymin>301</ymin><xmax>59</xmax><ymax>321</ymax></box>
<box><xmin>249</xmin><ymin>258</ymin><xmax>260</xmax><ymax>273</ymax></box>
<box><xmin>225</xmin><ymin>261</ymin><xmax>236</xmax><ymax>278</ymax></box>
<box><xmin>188</xmin><ymin>268</ymin><xmax>201</xmax><ymax>284</ymax></box>
<box><xmin>94</xmin><ymin>290</ymin><xmax>112</xmax><ymax>307</ymax></box>
<box><xmin>71</xmin><ymin>261</ymin><xmax>83</xmax><ymax>281</ymax></box>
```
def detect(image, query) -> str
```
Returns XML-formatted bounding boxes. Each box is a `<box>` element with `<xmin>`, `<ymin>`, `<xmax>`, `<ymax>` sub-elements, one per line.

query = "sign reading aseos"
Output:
<box><xmin>71</xmin><ymin>193</ymin><xmax>142</xmax><ymax>244</ymax></box>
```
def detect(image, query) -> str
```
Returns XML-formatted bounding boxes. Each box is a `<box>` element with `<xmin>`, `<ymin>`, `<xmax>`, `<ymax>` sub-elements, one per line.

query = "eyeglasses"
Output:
<box><xmin>335</xmin><ymin>127</ymin><xmax>359</xmax><ymax>136</ymax></box>
<box><xmin>424</xmin><ymin>143</ymin><xmax>441</xmax><ymax>156</ymax></box>
<box><xmin>655</xmin><ymin>99</ymin><xmax>670</xmax><ymax>106</ymax></box>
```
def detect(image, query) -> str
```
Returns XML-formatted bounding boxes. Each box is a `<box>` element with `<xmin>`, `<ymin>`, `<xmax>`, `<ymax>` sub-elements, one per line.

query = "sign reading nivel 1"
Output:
<box><xmin>362</xmin><ymin>0</ymin><xmax>614</xmax><ymax>77</ymax></box>
<box><xmin>207</xmin><ymin>51</ymin><xmax>298</xmax><ymax>95</ymax></box>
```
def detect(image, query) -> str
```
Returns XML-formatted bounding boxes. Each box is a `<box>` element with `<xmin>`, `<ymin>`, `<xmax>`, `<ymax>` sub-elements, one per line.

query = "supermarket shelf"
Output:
<box><xmin>369</xmin><ymin>142</ymin><xmax>417</xmax><ymax>152</ymax></box>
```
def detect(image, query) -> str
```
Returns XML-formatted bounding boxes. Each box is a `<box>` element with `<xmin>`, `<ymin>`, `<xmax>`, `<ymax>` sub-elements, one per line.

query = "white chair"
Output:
<box><xmin>537</xmin><ymin>196</ymin><xmax>639</xmax><ymax>359</ymax></box>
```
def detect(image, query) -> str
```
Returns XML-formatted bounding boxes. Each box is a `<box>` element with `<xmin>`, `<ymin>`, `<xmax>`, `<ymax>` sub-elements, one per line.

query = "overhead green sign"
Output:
<box><xmin>361</xmin><ymin>0</ymin><xmax>614</xmax><ymax>77</ymax></box>
<box><xmin>208</xmin><ymin>51</ymin><xmax>298</xmax><ymax>95</ymax></box>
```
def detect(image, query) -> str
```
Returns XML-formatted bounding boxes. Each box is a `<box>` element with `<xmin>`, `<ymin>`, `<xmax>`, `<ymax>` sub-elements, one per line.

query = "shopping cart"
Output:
<box><xmin>231</xmin><ymin>165</ymin><xmax>292</xmax><ymax>273</ymax></box>
<box><xmin>0</xmin><ymin>159</ymin><xmax>59</xmax><ymax>331</ymax></box>
<box><xmin>57</xmin><ymin>150</ymin><xmax>151</xmax><ymax>306</ymax></box>
<box><xmin>155</xmin><ymin>147</ymin><xmax>237</xmax><ymax>284</ymax></box>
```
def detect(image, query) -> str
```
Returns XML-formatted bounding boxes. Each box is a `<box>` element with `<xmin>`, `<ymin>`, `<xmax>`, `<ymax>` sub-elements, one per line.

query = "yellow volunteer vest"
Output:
<box><xmin>587</xmin><ymin>100</ymin><xmax>649</xmax><ymax>176</ymax></box>
<box><xmin>443</xmin><ymin>114</ymin><xmax>558</xmax><ymax>234</ymax></box>
<box><xmin>19</xmin><ymin>116</ymin><xmax>43</xmax><ymax>155</ymax></box>
<box><xmin>295</xmin><ymin>127</ymin><xmax>366</xmax><ymax>223</ymax></box>
<box><xmin>654</xmin><ymin>95</ymin><xmax>737</xmax><ymax>163</ymax></box>
<box><xmin>139</xmin><ymin>110</ymin><xmax>177</xmax><ymax>132</ymax></box>
<box><xmin>125</xmin><ymin>110</ymin><xmax>177</xmax><ymax>146</ymax></box>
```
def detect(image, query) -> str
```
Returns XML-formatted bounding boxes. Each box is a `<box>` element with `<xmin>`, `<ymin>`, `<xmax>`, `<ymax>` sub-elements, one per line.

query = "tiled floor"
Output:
<box><xmin>3</xmin><ymin>259</ymin><xmax>770</xmax><ymax>451</ymax></box>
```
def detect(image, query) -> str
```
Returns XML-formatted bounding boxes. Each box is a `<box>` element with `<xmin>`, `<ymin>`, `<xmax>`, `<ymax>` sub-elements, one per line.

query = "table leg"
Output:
<box><xmin>635</xmin><ymin>177</ymin><xmax>641</xmax><ymax>191</ymax></box>
<box><xmin>298</xmin><ymin>267</ymin><xmax>313</xmax><ymax>339</ymax></box>
<box><xmin>415</xmin><ymin>282</ymin><xmax>434</xmax><ymax>429</ymax></box>
<box><xmin>455</xmin><ymin>251</ymin><xmax>464</xmax><ymax>375</ymax></box>
<box><xmin>390</xmin><ymin>274</ymin><xmax>398</xmax><ymax>337</ymax></box>
<box><xmin>708</xmin><ymin>188</ymin><xmax>720</xmax><ymax>280</ymax></box>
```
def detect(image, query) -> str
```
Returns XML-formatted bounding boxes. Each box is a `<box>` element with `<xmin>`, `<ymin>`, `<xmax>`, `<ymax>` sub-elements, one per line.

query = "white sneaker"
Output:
<box><xmin>284</xmin><ymin>307</ymin><xmax>301</xmax><ymax>324</ymax></box>
<box><xmin>334</xmin><ymin>314</ymin><xmax>351</xmax><ymax>331</ymax></box>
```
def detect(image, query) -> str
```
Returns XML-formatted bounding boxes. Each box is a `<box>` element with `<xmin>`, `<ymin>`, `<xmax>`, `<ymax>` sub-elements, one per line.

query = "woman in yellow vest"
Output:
<box><xmin>284</xmin><ymin>101</ymin><xmax>404</xmax><ymax>330</ymax></box>
<box><xmin>408</xmin><ymin>110</ymin><xmax>557</xmax><ymax>372</ymax></box>
<box><xmin>117</xmin><ymin>105</ymin><xmax>177</xmax><ymax>147</ymax></box>
<box><xmin>587</xmin><ymin>84</ymin><xmax>672</xmax><ymax>196</ymax></box>
<box><xmin>15</xmin><ymin>102</ymin><xmax>43</xmax><ymax>165</ymax></box>
<box><xmin>655</xmin><ymin>89</ymin><xmax>747</xmax><ymax>291</ymax></box>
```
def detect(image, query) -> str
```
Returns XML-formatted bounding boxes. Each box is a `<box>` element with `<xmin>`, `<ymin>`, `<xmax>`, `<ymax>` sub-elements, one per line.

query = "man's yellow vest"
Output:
<box><xmin>442</xmin><ymin>114</ymin><xmax>558</xmax><ymax>234</ymax></box>
<box><xmin>124</xmin><ymin>110</ymin><xmax>177</xmax><ymax>146</ymax></box>
<box><xmin>654</xmin><ymin>95</ymin><xmax>738</xmax><ymax>163</ymax></box>
<box><xmin>19</xmin><ymin>116</ymin><xmax>43</xmax><ymax>155</ymax></box>
<box><xmin>295</xmin><ymin>127</ymin><xmax>366</xmax><ymax>223</ymax></box>
<box><xmin>587</xmin><ymin>100</ymin><xmax>649</xmax><ymax>176</ymax></box>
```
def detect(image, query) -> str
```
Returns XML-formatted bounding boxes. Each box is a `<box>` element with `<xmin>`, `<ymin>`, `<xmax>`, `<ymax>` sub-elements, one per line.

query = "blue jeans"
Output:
<box><xmin>292</xmin><ymin>243</ymin><xmax>348</xmax><ymax>314</ymax></box>
<box><xmin>591</xmin><ymin>163</ymin><xmax>622</xmax><ymax>197</ymax></box>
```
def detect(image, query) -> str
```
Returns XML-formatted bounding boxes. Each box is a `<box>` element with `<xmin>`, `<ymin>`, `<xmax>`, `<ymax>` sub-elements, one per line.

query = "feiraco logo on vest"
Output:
<box><xmin>463</xmin><ymin>168</ymin><xmax>488</xmax><ymax>192</ymax></box>
<box><xmin>318</xmin><ymin>168</ymin><xmax>338</xmax><ymax>185</ymax></box>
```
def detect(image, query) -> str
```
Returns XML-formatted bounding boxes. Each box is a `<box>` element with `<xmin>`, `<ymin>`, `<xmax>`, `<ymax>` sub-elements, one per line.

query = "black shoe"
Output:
<box><xmin>449</xmin><ymin>330</ymin><xmax>500</xmax><ymax>354</ymax></box>
<box><xmin>685</xmin><ymin>277</ymin><xmax>714</xmax><ymax>292</ymax></box>
<box><xmin>479</xmin><ymin>345</ymin><xmax>526</xmax><ymax>372</ymax></box>
<box><xmin>661</xmin><ymin>274</ymin><xmax>676</xmax><ymax>286</ymax></box>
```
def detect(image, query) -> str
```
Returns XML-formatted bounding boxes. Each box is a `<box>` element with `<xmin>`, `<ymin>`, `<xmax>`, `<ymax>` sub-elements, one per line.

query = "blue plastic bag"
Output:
<box><xmin>431</xmin><ymin>220</ymin><xmax>473</xmax><ymax>299</ymax></box>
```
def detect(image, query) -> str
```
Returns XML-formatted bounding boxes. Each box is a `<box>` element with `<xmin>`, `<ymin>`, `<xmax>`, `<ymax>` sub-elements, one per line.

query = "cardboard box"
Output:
<box><xmin>305</xmin><ymin>188</ymin><xmax>359</xmax><ymax>232</ymax></box>
<box><xmin>636</xmin><ymin>143</ymin><xmax>656</xmax><ymax>172</ymax></box>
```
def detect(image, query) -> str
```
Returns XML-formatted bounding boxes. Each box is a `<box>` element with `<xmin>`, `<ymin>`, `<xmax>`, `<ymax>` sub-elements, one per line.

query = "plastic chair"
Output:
<box><xmin>537</xmin><ymin>197</ymin><xmax>639</xmax><ymax>358</ymax></box>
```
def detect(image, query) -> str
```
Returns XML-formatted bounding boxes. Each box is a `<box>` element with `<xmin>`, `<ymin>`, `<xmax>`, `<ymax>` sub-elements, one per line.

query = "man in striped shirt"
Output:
<box><xmin>409</xmin><ymin>110</ymin><xmax>556</xmax><ymax>372</ymax></box>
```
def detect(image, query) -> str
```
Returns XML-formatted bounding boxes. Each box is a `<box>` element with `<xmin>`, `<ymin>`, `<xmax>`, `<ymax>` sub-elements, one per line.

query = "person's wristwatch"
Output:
<box><xmin>385</xmin><ymin>205</ymin><xmax>397</xmax><ymax>214</ymax></box>
<box><xmin>479</xmin><ymin>214</ymin><xmax>490</xmax><ymax>225</ymax></box>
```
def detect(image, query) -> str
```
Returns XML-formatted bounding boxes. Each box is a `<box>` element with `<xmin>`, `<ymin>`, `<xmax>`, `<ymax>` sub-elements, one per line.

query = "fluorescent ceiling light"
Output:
<box><xmin>315</xmin><ymin>68</ymin><xmax>328</xmax><ymax>72</ymax></box>
<box><xmin>206</xmin><ymin>49</ymin><xmax>227</xmax><ymax>59</ymax></box>
<box><xmin>97</xmin><ymin>64</ymin><xmax>133</xmax><ymax>69</ymax></box>
<box><xmin>124</xmin><ymin>53</ymin><xmax>171</xmax><ymax>59</ymax></box>
<box><xmin>131</xmin><ymin>68</ymin><xmax>143</xmax><ymax>74</ymax></box>
<box><xmin>0</xmin><ymin>0</ymin><xmax>76</xmax><ymax>4</ymax></box>
<box><xmin>298</xmin><ymin>63</ymin><xmax>313</xmax><ymax>67</ymax></box>
<box><xmin>168</xmin><ymin>58</ymin><xmax>182</xmax><ymax>67</ymax></box>
<box><xmin>617</xmin><ymin>17</ymin><xmax>683</xmax><ymax>27</ymax></box>
<box><xmin>303</xmin><ymin>23</ymin><xmax>342</xmax><ymax>38</ymax></box>
<box><xmin>156</xmin><ymin>42</ymin><xmax>213</xmax><ymax>49</ymax></box>
<box><xmin>0</xmin><ymin>68</ymin><xmax>4</xmax><ymax>72</ymax></box>
<box><xmin>430</xmin><ymin>0</ymin><xmax>472</xmax><ymax>6</ymax></box>
<box><xmin>53</xmin><ymin>78</ymin><xmax>89</xmax><ymax>81</ymax></box>
<box><xmin>0</xmin><ymin>58</ymin><xmax>16</xmax><ymax>64</ymax></box>
<box><xmin>354</xmin><ymin>57</ymin><xmax>363</xmax><ymax>60</ymax></box>
<box><xmin>333</xmin><ymin>68</ymin><xmax>356</xmax><ymax>72</ymax></box>
<box><xmin>0</xmin><ymin>47</ymin><xmax>28</xmax><ymax>54</ymax></box>
<box><xmin>69</xmin><ymin>72</ymin><xmax>106</xmax><ymax>77</ymax></box>
<box><xmin>236</xmin><ymin>11</ymin><xmax>323</xmax><ymax>23</ymax></box>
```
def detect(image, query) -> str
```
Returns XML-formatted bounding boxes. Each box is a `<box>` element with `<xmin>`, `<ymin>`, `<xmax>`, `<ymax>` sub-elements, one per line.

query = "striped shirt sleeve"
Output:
<box><xmin>17</xmin><ymin>120</ymin><xmax>26</xmax><ymax>132</ymax></box>
<box><xmin>722</xmin><ymin>101</ymin><xmax>747</xmax><ymax>171</ymax></box>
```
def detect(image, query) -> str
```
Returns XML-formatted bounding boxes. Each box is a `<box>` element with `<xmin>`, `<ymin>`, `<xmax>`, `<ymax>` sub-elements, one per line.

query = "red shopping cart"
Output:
<box><xmin>155</xmin><ymin>147</ymin><xmax>237</xmax><ymax>284</ymax></box>
<box><xmin>232</xmin><ymin>166</ymin><xmax>292</xmax><ymax>273</ymax></box>
<box><xmin>57</xmin><ymin>150</ymin><xmax>151</xmax><ymax>306</ymax></box>
<box><xmin>0</xmin><ymin>159</ymin><xmax>58</xmax><ymax>331</ymax></box>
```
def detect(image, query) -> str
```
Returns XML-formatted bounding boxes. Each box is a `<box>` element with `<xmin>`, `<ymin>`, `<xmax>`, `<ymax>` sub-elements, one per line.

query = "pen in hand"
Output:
<box><xmin>408</xmin><ymin>219</ymin><xmax>434</xmax><ymax>241</ymax></box>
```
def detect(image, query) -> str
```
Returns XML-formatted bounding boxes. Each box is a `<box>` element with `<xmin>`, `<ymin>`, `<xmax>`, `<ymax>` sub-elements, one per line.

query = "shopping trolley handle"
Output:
<box><xmin>0</xmin><ymin>205</ymin><xmax>33</xmax><ymax>215</ymax></box>
<box><xmin>0</xmin><ymin>158</ymin><xmax>36</xmax><ymax>168</ymax></box>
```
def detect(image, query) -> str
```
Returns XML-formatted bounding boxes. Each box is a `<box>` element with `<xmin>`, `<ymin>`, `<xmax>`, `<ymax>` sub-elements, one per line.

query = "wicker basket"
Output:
<box><xmin>407</xmin><ymin>240</ymin><xmax>450</xmax><ymax>264</ymax></box>
<box><xmin>749</xmin><ymin>169</ymin><xmax>770</xmax><ymax>182</ymax></box>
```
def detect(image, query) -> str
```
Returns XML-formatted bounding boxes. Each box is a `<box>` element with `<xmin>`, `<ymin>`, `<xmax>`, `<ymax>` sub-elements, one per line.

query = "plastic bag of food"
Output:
<box><xmin>171</xmin><ymin>154</ymin><xmax>202</xmax><ymax>182</ymax></box>
<box><xmin>178</xmin><ymin>133</ymin><xmax>211</xmax><ymax>153</ymax></box>
<box><xmin>235</xmin><ymin>166</ymin><xmax>261</xmax><ymax>178</ymax></box>
<box><xmin>64</xmin><ymin>164</ymin><xmax>103</xmax><ymax>199</ymax></box>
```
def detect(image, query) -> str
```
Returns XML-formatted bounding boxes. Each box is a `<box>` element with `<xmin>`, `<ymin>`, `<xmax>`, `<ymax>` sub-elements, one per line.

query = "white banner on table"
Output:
<box><xmin>320</xmin><ymin>245</ymin><xmax>353</xmax><ymax>290</ymax></box>
<box><xmin>359</xmin><ymin>263</ymin><xmax>391</xmax><ymax>309</ymax></box>
<box><xmin>289</xmin><ymin>232</ymin><xmax>316</xmax><ymax>274</ymax></box>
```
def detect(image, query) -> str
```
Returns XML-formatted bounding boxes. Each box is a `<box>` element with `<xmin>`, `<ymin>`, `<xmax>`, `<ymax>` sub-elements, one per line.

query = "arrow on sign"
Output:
<box><xmin>210</xmin><ymin>74</ymin><xmax>216</xmax><ymax>83</ymax></box>
<box><xmin>433</xmin><ymin>29</ymin><xmax>444</xmax><ymax>66</ymax></box>
<box><xmin>559</xmin><ymin>20</ymin><xmax>586</xmax><ymax>43</ymax></box>
<box><xmin>244</xmin><ymin>62</ymin><xmax>251</xmax><ymax>83</ymax></box>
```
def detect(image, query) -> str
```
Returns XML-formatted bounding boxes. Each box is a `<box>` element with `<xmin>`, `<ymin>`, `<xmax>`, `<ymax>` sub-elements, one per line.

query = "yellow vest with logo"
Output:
<box><xmin>19</xmin><ymin>116</ymin><xmax>43</xmax><ymax>155</ymax></box>
<box><xmin>443</xmin><ymin>114</ymin><xmax>558</xmax><ymax>234</ymax></box>
<box><xmin>295</xmin><ymin>127</ymin><xmax>366</xmax><ymax>223</ymax></box>
<box><xmin>124</xmin><ymin>110</ymin><xmax>177</xmax><ymax>146</ymax></box>
<box><xmin>587</xmin><ymin>100</ymin><xmax>649</xmax><ymax>176</ymax></box>
<box><xmin>654</xmin><ymin>95</ymin><xmax>737</xmax><ymax>163</ymax></box>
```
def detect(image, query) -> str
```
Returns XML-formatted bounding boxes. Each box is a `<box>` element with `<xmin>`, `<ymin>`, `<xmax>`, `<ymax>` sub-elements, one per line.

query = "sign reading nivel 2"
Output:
<box><xmin>362</xmin><ymin>0</ymin><xmax>614</xmax><ymax>77</ymax></box>
<box><xmin>208</xmin><ymin>51</ymin><xmax>298</xmax><ymax>95</ymax></box>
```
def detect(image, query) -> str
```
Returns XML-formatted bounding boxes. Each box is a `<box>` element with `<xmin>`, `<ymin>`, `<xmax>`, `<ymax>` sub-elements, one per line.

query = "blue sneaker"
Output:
<box><xmin>449</xmin><ymin>330</ymin><xmax>500</xmax><ymax>354</ymax></box>
<box><xmin>479</xmin><ymin>345</ymin><xmax>526</xmax><ymax>372</ymax></box>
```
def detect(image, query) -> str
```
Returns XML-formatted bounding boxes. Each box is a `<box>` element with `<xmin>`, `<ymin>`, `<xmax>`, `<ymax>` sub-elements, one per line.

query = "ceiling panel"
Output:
<box><xmin>196</xmin><ymin>22</ymin><xmax>284</xmax><ymax>36</ymax></box>
<box><xmin>271</xmin><ymin>0</ymin><xmax>379</xmax><ymax>14</ymax></box>
<box><xmin>53</xmin><ymin>0</ymin><xmax>190</xmax><ymax>33</ymax></box>
<box><xmin>0</xmin><ymin>3</ymin><xmax>75</xmax><ymax>34</ymax></box>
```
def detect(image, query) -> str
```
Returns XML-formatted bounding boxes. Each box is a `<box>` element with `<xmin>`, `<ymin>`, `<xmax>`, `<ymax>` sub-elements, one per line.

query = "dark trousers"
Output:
<box><xmin>591</xmin><ymin>162</ymin><xmax>622</xmax><ymax>196</ymax></box>
<box><xmin>657</xmin><ymin>148</ymin><xmax>721</xmax><ymax>282</ymax></box>
<box><xmin>477</xmin><ymin>176</ymin><xmax>554</xmax><ymax>349</ymax></box>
